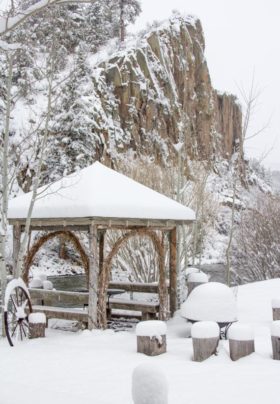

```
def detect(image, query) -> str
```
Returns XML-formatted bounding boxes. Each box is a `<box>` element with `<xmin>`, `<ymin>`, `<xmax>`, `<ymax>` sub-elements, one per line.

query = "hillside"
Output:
<box><xmin>5</xmin><ymin>13</ymin><xmax>242</xmax><ymax>188</ymax></box>
<box><xmin>3</xmin><ymin>11</ymin><xmax>276</xmax><ymax>284</ymax></box>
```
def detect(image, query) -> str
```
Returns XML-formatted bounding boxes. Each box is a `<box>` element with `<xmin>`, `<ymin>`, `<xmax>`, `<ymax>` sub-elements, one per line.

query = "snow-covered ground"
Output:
<box><xmin>1</xmin><ymin>279</ymin><xmax>280</xmax><ymax>404</ymax></box>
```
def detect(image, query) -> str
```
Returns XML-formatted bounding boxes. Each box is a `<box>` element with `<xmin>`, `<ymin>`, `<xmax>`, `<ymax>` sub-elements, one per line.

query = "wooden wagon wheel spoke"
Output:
<box><xmin>11</xmin><ymin>323</ymin><xmax>19</xmax><ymax>338</ymax></box>
<box><xmin>21</xmin><ymin>323</ymin><xmax>28</xmax><ymax>338</ymax></box>
<box><xmin>4</xmin><ymin>279</ymin><xmax>33</xmax><ymax>347</ymax></box>
<box><xmin>22</xmin><ymin>319</ymin><xmax>29</xmax><ymax>328</ymax></box>
<box><xmin>19</xmin><ymin>324</ymin><xmax>23</xmax><ymax>340</ymax></box>
<box><xmin>15</xmin><ymin>289</ymin><xmax>19</xmax><ymax>306</ymax></box>
<box><xmin>11</xmin><ymin>296</ymin><xmax>18</xmax><ymax>311</ymax></box>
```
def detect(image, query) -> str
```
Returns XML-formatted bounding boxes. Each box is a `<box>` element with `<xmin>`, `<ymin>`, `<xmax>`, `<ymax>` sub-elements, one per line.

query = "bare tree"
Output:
<box><xmin>234</xmin><ymin>192</ymin><xmax>280</xmax><ymax>282</ymax></box>
<box><xmin>0</xmin><ymin>0</ymin><xmax>98</xmax><ymax>37</ymax></box>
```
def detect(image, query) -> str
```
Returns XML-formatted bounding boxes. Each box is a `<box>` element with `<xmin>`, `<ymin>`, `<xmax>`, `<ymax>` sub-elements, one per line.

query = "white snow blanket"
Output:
<box><xmin>191</xmin><ymin>321</ymin><xmax>219</xmax><ymax>338</ymax></box>
<box><xmin>8</xmin><ymin>162</ymin><xmax>195</xmax><ymax>222</ymax></box>
<box><xmin>187</xmin><ymin>272</ymin><xmax>208</xmax><ymax>283</ymax></box>
<box><xmin>181</xmin><ymin>282</ymin><xmax>237</xmax><ymax>322</ymax></box>
<box><xmin>132</xmin><ymin>364</ymin><xmax>168</xmax><ymax>404</ymax></box>
<box><xmin>1</xmin><ymin>279</ymin><xmax>280</xmax><ymax>404</ymax></box>
<box><xmin>136</xmin><ymin>320</ymin><xmax>167</xmax><ymax>337</ymax></box>
<box><xmin>228</xmin><ymin>323</ymin><xmax>254</xmax><ymax>341</ymax></box>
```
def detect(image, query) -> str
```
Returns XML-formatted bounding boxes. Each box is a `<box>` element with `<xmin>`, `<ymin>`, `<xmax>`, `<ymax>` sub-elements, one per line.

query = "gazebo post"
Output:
<box><xmin>99</xmin><ymin>230</ymin><xmax>106</xmax><ymax>274</ymax></box>
<box><xmin>88</xmin><ymin>223</ymin><xmax>99</xmax><ymax>330</ymax></box>
<box><xmin>169</xmin><ymin>227</ymin><xmax>177</xmax><ymax>316</ymax></box>
<box><xmin>12</xmin><ymin>222</ymin><xmax>21</xmax><ymax>277</ymax></box>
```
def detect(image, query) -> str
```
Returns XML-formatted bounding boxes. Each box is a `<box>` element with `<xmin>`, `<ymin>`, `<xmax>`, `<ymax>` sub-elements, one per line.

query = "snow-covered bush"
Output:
<box><xmin>29</xmin><ymin>278</ymin><xmax>43</xmax><ymax>289</ymax></box>
<box><xmin>181</xmin><ymin>282</ymin><xmax>237</xmax><ymax>322</ymax></box>
<box><xmin>132</xmin><ymin>364</ymin><xmax>168</xmax><ymax>404</ymax></box>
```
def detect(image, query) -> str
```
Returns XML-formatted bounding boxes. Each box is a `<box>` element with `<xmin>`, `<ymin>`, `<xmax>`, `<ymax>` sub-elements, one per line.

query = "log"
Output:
<box><xmin>272</xmin><ymin>299</ymin><xmax>280</xmax><ymax>321</ymax></box>
<box><xmin>271</xmin><ymin>336</ymin><xmax>280</xmax><ymax>360</ymax></box>
<box><xmin>229</xmin><ymin>339</ymin><xmax>255</xmax><ymax>361</ymax></box>
<box><xmin>192</xmin><ymin>337</ymin><xmax>219</xmax><ymax>362</ymax></box>
<box><xmin>271</xmin><ymin>321</ymin><xmax>280</xmax><ymax>360</ymax></box>
<box><xmin>187</xmin><ymin>272</ymin><xmax>208</xmax><ymax>296</ymax></box>
<box><xmin>29</xmin><ymin>313</ymin><xmax>46</xmax><ymax>339</ymax></box>
<box><xmin>228</xmin><ymin>323</ymin><xmax>255</xmax><ymax>361</ymax></box>
<box><xmin>137</xmin><ymin>335</ymin><xmax>166</xmax><ymax>356</ymax></box>
<box><xmin>191</xmin><ymin>321</ymin><xmax>220</xmax><ymax>362</ymax></box>
<box><xmin>136</xmin><ymin>320</ymin><xmax>167</xmax><ymax>356</ymax></box>
<box><xmin>272</xmin><ymin>308</ymin><xmax>280</xmax><ymax>321</ymax></box>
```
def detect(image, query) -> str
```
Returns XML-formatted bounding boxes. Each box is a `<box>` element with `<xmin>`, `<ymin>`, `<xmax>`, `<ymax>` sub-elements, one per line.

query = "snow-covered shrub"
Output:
<box><xmin>43</xmin><ymin>280</ymin><xmax>53</xmax><ymax>290</ymax></box>
<box><xmin>29</xmin><ymin>278</ymin><xmax>43</xmax><ymax>289</ymax></box>
<box><xmin>181</xmin><ymin>282</ymin><xmax>237</xmax><ymax>322</ymax></box>
<box><xmin>132</xmin><ymin>364</ymin><xmax>168</xmax><ymax>404</ymax></box>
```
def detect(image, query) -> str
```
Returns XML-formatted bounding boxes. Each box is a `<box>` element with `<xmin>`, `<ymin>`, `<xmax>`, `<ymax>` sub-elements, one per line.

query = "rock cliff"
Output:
<box><xmin>12</xmin><ymin>14</ymin><xmax>243</xmax><ymax>187</ymax></box>
<box><xmin>73</xmin><ymin>14</ymin><xmax>242</xmax><ymax>169</ymax></box>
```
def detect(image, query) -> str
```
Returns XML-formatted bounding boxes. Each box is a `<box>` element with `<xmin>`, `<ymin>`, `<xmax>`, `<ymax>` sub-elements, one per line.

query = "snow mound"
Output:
<box><xmin>185</xmin><ymin>267</ymin><xmax>200</xmax><ymax>276</ymax></box>
<box><xmin>132</xmin><ymin>364</ymin><xmax>168</xmax><ymax>404</ymax></box>
<box><xmin>136</xmin><ymin>320</ymin><xmax>167</xmax><ymax>337</ymax></box>
<box><xmin>191</xmin><ymin>321</ymin><xmax>219</xmax><ymax>338</ymax></box>
<box><xmin>29</xmin><ymin>278</ymin><xmax>43</xmax><ymax>289</ymax></box>
<box><xmin>271</xmin><ymin>321</ymin><xmax>280</xmax><ymax>337</ymax></box>
<box><xmin>228</xmin><ymin>323</ymin><xmax>254</xmax><ymax>341</ymax></box>
<box><xmin>29</xmin><ymin>313</ymin><xmax>46</xmax><ymax>324</ymax></box>
<box><xmin>181</xmin><ymin>282</ymin><xmax>237</xmax><ymax>323</ymax></box>
<box><xmin>43</xmin><ymin>280</ymin><xmax>53</xmax><ymax>290</ymax></box>
<box><xmin>187</xmin><ymin>272</ymin><xmax>208</xmax><ymax>283</ymax></box>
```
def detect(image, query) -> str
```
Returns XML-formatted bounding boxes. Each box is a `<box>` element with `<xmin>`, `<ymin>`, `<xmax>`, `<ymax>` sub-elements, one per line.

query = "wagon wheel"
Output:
<box><xmin>4</xmin><ymin>279</ymin><xmax>33</xmax><ymax>347</ymax></box>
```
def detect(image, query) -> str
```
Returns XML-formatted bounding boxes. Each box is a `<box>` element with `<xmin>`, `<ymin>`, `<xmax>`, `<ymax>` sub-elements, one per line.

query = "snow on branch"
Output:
<box><xmin>0</xmin><ymin>0</ymin><xmax>98</xmax><ymax>36</ymax></box>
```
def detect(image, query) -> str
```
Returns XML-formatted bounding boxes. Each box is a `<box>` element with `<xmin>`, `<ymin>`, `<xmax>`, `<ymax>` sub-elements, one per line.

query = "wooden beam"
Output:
<box><xmin>169</xmin><ymin>227</ymin><xmax>177</xmax><ymax>316</ymax></box>
<box><xmin>88</xmin><ymin>224</ymin><xmax>99</xmax><ymax>330</ymax></box>
<box><xmin>9</xmin><ymin>216</ymin><xmax>194</xmax><ymax>229</ymax></box>
<box><xmin>98</xmin><ymin>230</ymin><xmax>106</xmax><ymax>274</ymax></box>
<box><xmin>29</xmin><ymin>288</ymin><xmax>89</xmax><ymax>305</ymax></box>
<box><xmin>12</xmin><ymin>223</ymin><xmax>21</xmax><ymax>277</ymax></box>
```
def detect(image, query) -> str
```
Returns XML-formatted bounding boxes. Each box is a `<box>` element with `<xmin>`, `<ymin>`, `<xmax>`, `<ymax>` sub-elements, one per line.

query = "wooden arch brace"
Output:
<box><xmin>22</xmin><ymin>230</ymin><xmax>89</xmax><ymax>284</ymax></box>
<box><xmin>97</xmin><ymin>228</ymin><xmax>168</xmax><ymax>328</ymax></box>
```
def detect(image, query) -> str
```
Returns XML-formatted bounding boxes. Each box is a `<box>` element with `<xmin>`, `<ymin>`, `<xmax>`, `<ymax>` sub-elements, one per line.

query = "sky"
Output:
<box><xmin>132</xmin><ymin>0</ymin><xmax>280</xmax><ymax>171</ymax></box>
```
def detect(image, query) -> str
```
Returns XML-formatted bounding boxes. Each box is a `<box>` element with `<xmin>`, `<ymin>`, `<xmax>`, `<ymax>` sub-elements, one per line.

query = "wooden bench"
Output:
<box><xmin>30</xmin><ymin>288</ymin><xmax>160</xmax><ymax>323</ymax></box>
<box><xmin>32</xmin><ymin>300</ymin><xmax>159</xmax><ymax>324</ymax></box>
<box><xmin>32</xmin><ymin>305</ymin><xmax>89</xmax><ymax>325</ymax></box>
<box><xmin>108</xmin><ymin>298</ymin><xmax>159</xmax><ymax>320</ymax></box>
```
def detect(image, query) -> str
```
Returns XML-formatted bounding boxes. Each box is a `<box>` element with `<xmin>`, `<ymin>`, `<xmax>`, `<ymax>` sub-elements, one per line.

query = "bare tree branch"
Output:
<box><xmin>0</xmin><ymin>0</ymin><xmax>98</xmax><ymax>37</ymax></box>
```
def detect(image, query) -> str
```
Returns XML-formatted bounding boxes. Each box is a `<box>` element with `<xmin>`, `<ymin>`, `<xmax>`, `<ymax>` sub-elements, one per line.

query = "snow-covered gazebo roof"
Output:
<box><xmin>8</xmin><ymin>162</ymin><xmax>195</xmax><ymax>228</ymax></box>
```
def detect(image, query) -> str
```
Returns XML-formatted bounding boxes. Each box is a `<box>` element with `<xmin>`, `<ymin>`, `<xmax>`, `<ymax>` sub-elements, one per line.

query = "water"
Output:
<box><xmin>47</xmin><ymin>264</ymin><xmax>228</xmax><ymax>293</ymax></box>
<box><xmin>48</xmin><ymin>274</ymin><xmax>87</xmax><ymax>291</ymax></box>
<box><xmin>199</xmin><ymin>264</ymin><xmax>227</xmax><ymax>283</ymax></box>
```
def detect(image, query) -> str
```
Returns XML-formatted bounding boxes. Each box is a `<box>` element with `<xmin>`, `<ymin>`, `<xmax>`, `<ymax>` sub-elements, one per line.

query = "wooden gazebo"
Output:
<box><xmin>8</xmin><ymin>162</ymin><xmax>195</xmax><ymax>329</ymax></box>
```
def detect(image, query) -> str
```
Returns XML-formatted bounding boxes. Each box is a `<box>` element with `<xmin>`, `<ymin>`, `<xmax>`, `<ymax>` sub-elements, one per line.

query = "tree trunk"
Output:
<box><xmin>0</xmin><ymin>54</ymin><xmax>13</xmax><ymax>337</ymax></box>
<box><xmin>120</xmin><ymin>0</ymin><xmax>125</xmax><ymax>41</ymax></box>
<box><xmin>192</xmin><ymin>337</ymin><xmax>219</xmax><ymax>362</ymax></box>
<box><xmin>169</xmin><ymin>228</ymin><xmax>177</xmax><ymax>316</ymax></box>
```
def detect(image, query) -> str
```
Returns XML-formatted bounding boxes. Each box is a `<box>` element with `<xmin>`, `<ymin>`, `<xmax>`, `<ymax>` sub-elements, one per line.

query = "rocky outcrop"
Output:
<box><xmin>90</xmin><ymin>14</ymin><xmax>242</xmax><ymax>167</ymax></box>
<box><xmin>39</xmin><ymin>14</ymin><xmax>242</xmax><ymax>183</ymax></box>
